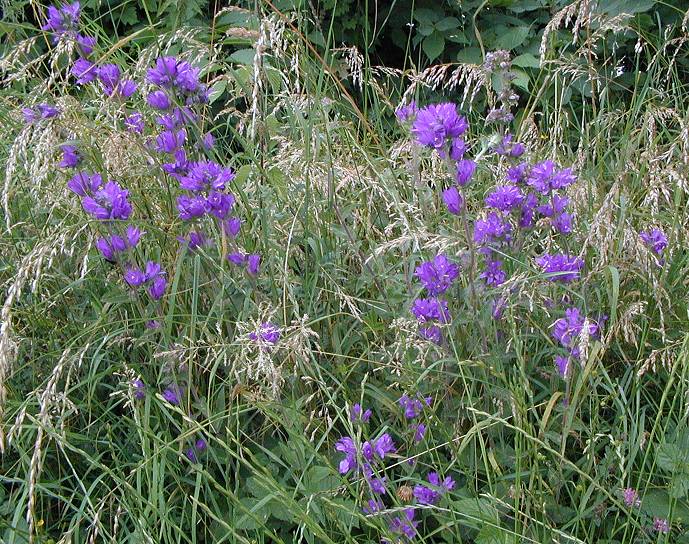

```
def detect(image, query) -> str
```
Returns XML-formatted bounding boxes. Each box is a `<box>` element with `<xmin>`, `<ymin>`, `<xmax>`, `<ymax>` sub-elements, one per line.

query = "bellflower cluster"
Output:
<box><xmin>535</xmin><ymin>253</ymin><xmax>583</xmax><ymax>282</ymax></box>
<box><xmin>185</xmin><ymin>438</ymin><xmax>208</xmax><ymax>463</ymax></box>
<box><xmin>551</xmin><ymin>307</ymin><xmax>600</xmax><ymax>376</ymax></box>
<box><xmin>399</xmin><ymin>394</ymin><xmax>431</xmax><ymax>443</ymax></box>
<box><xmin>622</xmin><ymin>487</ymin><xmax>641</xmax><ymax>508</ymax></box>
<box><xmin>411</xmin><ymin>103</ymin><xmax>468</xmax><ymax>153</ymax></box>
<box><xmin>336</xmin><ymin>432</ymin><xmax>395</xmax><ymax>502</ymax></box>
<box><xmin>395</xmin><ymin>101</ymin><xmax>418</xmax><ymax>123</ymax></box>
<box><xmin>653</xmin><ymin>517</ymin><xmax>670</xmax><ymax>534</ymax></box>
<box><xmin>640</xmin><ymin>228</ymin><xmax>667</xmax><ymax>258</ymax></box>
<box><xmin>350</xmin><ymin>403</ymin><xmax>372</xmax><ymax>423</ymax></box>
<box><xmin>412</xmin><ymin>472</ymin><xmax>455</xmax><ymax>505</ymax></box>
<box><xmin>42</xmin><ymin>1</ymin><xmax>95</xmax><ymax>55</ymax></box>
<box><xmin>95</xmin><ymin>64</ymin><xmax>137</xmax><ymax>98</ymax></box>
<box><xmin>22</xmin><ymin>104</ymin><xmax>60</xmax><ymax>123</ymax></box>
<box><xmin>387</xmin><ymin>509</ymin><xmax>418</xmax><ymax>541</ymax></box>
<box><xmin>484</xmin><ymin>50</ymin><xmax>519</xmax><ymax>125</ymax></box>
<box><xmin>410</xmin><ymin>255</ymin><xmax>458</xmax><ymax>343</ymax></box>
<box><xmin>248</xmin><ymin>322</ymin><xmax>281</xmax><ymax>346</ymax></box>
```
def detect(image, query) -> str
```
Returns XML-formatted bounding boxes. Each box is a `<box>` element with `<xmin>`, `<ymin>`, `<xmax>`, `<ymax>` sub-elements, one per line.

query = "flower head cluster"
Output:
<box><xmin>248</xmin><ymin>322</ymin><xmax>280</xmax><ymax>346</ymax></box>
<box><xmin>387</xmin><ymin>508</ymin><xmax>418</xmax><ymax>541</ymax></box>
<box><xmin>395</xmin><ymin>101</ymin><xmax>418</xmax><ymax>123</ymax></box>
<box><xmin>41</xmin><ymin>2</ymin><xmax>86</xmax><ymax>46</ymax></box>
<box><xmin>535</xmin><ymin>253</ymin><xmax>583</xmax><ymax>283</ymax></box>
<box><xmin>399</xmin><ymin>394</ymin><xmax>431</xmax><ymax>443</ymax></box>
<box><xmin>622</xmin><ymin>487</ymin><xmax>641</xmax><ymax>508</ymax></box>
<box><xmin>412</xmin><ymin>103</ymin><xmax>468</xmax><ymax>154</ymax></box>
<box><xmin>22</xmin><ymin>104</ymin><xmax>60</xmax><ymax>123</ymax></box>
<box><xmin>350</xmin><ymin>403</ymin><xmax>372</xmax><ymax>423</ymax></box>
<box><xmin>413</xmin><ymin>472</ymin><xmax>455</xmax><ymax>505</ymax></box>
<box><xmin>336</xmin><ymin>433</ymin><xmax>395</xmax><ymax>500</ymax></box>
<box><xmin>411</xmin><ymin>255</ymin><xmax>458</xmax><ymax>343</ymax></box>
<box><xmin>185</xmin><ymin>438</ymin><xmax>208</xmax><ymax>463</ymax></box>
<box><xmin>124</xmin><ymin>261</ymin><xmax>168</xmax><ymax>301</ymax></box>
<box><xmin>551</xmin><ymin>307</ymin><xmax>600</xmax><ymax>377</ymax></box>
<box><xmin>95</xmin><ymin>64</ymin><xmax>137</xmax><ymax>98</ymax></box>
<box><xmin>640</xmin><ymin>228</ymin><xmax>667</xmax><ymax>257</ymax></box>
<box><xmin>653</xmin><ymin>517</ymin><xmax>670</xmax><ymax>534</ymax></box>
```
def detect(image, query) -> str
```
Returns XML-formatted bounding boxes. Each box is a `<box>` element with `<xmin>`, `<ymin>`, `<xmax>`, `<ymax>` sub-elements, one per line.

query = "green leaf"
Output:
<box><xmin>456</xmin><ymin>47</ymin><xmax>483</xmax><ymax>64</ymax></box>
<box><xmin>452</xmin><ymin>497</ymin><xmax>498</xmax><ymax>530</ymax></box>
<box><xmin>414</xmin><ymin>8</ymin><xmax>441</xmax><ymax>25</ymax></box>
<box><xmin>511</xmin><ymin>68</ymin><xmax>530</xmax><ymax>91</ymax></box>
<box><xmin>435</xmin><ymin>17</ymin><xmax>461</xmax><ymax>32</ymax></box>
<box><xmin>229</xmin><ymin>48</ymin><xmax>256</xmax><ymax>65</ymax></box>
<box><xmin>508</xmin><ymin>0</ymin><xmax>546</xmax><ymax>12</ymax></box>
<box><xmin>422</xmin><ymin>33</ymin><xmax>445</xmax><ymax>61</ymax></box>
<box><xmin>494</xmin><ymin>26</ymin><xmax>530</xmax><ymax>50</ymax></box>
<box><xmin>208</xmin><ymin>80</ymin><xmax>226</xmax><ymax>104</ymax></box>
<box><xmin>599</xmin><ymin>0</ymin><xmax>656</xmax><ymax>16</ymax></box>
<box><xmin>512</xmin><ymin>53</ymin><xmax>541</xmax><ymax>68</ymax></box>
<box><xmin>476</xmin><ymin>524</ymin><xmax>510</xmax><ymax>544</ymax></box>
<box><xmin>671</xmin><ymin>474</ymin><xmax>689</xmax><ymax>499</ymax></box>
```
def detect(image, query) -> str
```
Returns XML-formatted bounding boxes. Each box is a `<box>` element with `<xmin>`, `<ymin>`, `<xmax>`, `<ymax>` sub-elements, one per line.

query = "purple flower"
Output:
<box><xmin>507</xmin><ymin>162</ymin><xmax>529</xmax><ymax>184</ymax></box>
<box><xmin>95</xmin><ymin>226</ymin><xmax>141</xmax><ymax>261</ymax></box>
<box><xmin>413</xmin><ymin>484</ymin><xmax>439</xmax><ymax>505</ymax></box>
<box><xmin>162</xmin><ymin>385</ymin><xmax>182</xmax><ymax>405</ymax></box>
<box><xmin>428</xmin><ymin>471</ymin><xmax>455</xmax><ymax>492</ymax></box>
<box><xmin>552</xmin><ymin>307</ymin><xmax>599</xmax><ymax>352</ymax></box>
<box><xmin>81</xmin><ymin>180</ymin><xmax>132</xmax><ymax>221</ymax></box>
<box><xmin>389</xmin><ymin>508</ymin><xmax>418</xmax><ymax>539</ymax></box>
<box><xmin>399</xmin><ymin>394</ymin><xmax>432</xmax><ymax>420</ymax></box>
<box><xmin>456</xmin><ymin>159</ymin><xmax>477</xmax><ymax>186</ymax></box>
<box><xmin>410</xmin><ymin>298</ymin><xmax>450</xmax><ymax>324</ymax></box>
<box><xmin>335</xmin><ymin>436</ymin><xmax>357</xmax><ymax>475</ymax></box>
<box><xmin>180</xmin><ymin>160</ymin><xmax>235</xmax><ymax>192</ymax></box>
<box><xmin>177</xmin><ymin>231</ymin><xmax>211</xmax><ymax>250</ymax></box>
<box><xmin>485</xmin><ymin>185</ymin><xmax>523</xmax><ymax>212</ymax></box>
<box><xmin>555</xmin><ymin>355</ymin><xmax>570</xmax><ymax>377</ymax></box>
<box><xmin>37</xmin><ymin>104</ymin><xmax>60</xmax><ymax>118</ymax></box>
<box><xmin>124</xmin><ymin>112</ymin><xmax>144</xmax><ymax>134</ymax></box>
<box><xmin>227</xmin><ymin>252</ymin><xmax>246</xmax><ymax>266</ymax></box>
<box><xmin>148</xmin><ymin>57</ymin><xmax>180</xmax><ymax>87</ymax></box>
<box><xmin>41</xmin><ymin>2</ymin><xmax>80</xmax><ymax>40</ymax></box>
<box><xmin>124</xmin><ymin>267</ymin><xmax>146</xmax><ymax>287</ymax></box>
<box><xmin>480</xmin><ymin>258</ymin><xmax>506</xmax><ymax>286</ymax></box>
<box><xmin>363</xmin><ymin>498</ymin><xmax>384</xmax><ymax>514</ymax></box>
<box><xmin>412</xmin><ymin>423</ymin><xmax>426</xmax><ymax>442</ymax></box>
<box><xmin>247</xmin><ymin>254</ymin><xmax>260</xmax><ymax>276</ymax></box>
<box><xmin>185</xmin><ymin>447</ymin><xmax>198</xmax><ymax>462</ymax></box>
<box><xmin>640</xmin><ymin>228</ymin><xmax>667</xmax><ymax>256</ymax></box>
<box><xmin>622</xmin><ymin>487</ymin><xmax>640</xmax><ymax>508</ymax></box>
<box><xmin>75</xmin><ymin>33</ymin><xmax>96</xmax><ymax>56</ymax></box>
<box><xmin>155</xmin><ymin>129</ymin><xmax>186</xmax><ymax>154</ymax></box>
<box><xmin>147</xmin><ymin>90</ymin><xmax>171</xmax><ymax>110</ymax></box>
<box><xmin>442</xmin><ymin>186</ymin><xmax>463</xmax><ymax>215</ymax></box>
<box><xmin>553</xmin><ymin>212</ymin><xmax>573</xmax><ymax>234</ymax></box>
<box><xmin>473</xmin><ymin>212</ymin><xmax>512</xmax><ymax>245</ymax></box>
<box><xmin>132</xmin><ymin>379</ymin><xmax>145</xmax><ymax>400</ymax></box>
<box><xmin>412</xmin><ymin>103</ymin><xmax>467</xmax><ymax>149</ymax></box>
<box><xmin>494</xmin><ymin>133</ymin><xmax>525</xmax><ymax>157</ymax></box>
<box><xmin>519</xmin><ymin>192</ymin><xmax>539</xmax><ymax>228</ymax></box>
<box><xmin>222</xmin><ymin>217</ymin><xmax>241</xmax><ymax>237</ymax></box>
<box><xmin>162</xmin><ymin>150</ymin><xmax>189</xmax><ymax>180</ymax></box>
<box><xmin>176</xmin><ymin>194</ymin><xmax>206</xmax><ymax>220</ymax></box>
<box><xmin>206</xmin><ymin>192</ymin><xmax>235</xmax><ymax>220</ymax></box>
<box><xmin>528</xmin><ymin>160</ymin><xmax>576</xmax><ymax>194</ymax></box>
<box><xmin>535</xmin><ymin>253</ymin><xmax>583</xmax><ymax>282</ymax></box>
<box><xmin>67</xmin><ymin>172</ymin><xmax>102</xmax><ymax>196</ymax></box>
<box><xmin>373</xmin><ymin>433</ymin><xmax>396</xmax><ymax>459</ymax></box>
<box><xmin>395</xmin><ymin>101</ymin><xmax>418</xmax><ymax>123</ymax></box>
<box><xmin>350</xmin><ymin>403</ymin><xmax>372</xmax><ymax>423</ymax></box>
<box><xmin>414</xmin><ymin>255</ymin><xmax>459</xmax><ymax>296</ymax></box>
<box><xmin>201</xmin><ymin>132</ymin><xmax>215</xmax><ymax>150</ymax></box>
<box><xmin>22</xmin><ymin>108</ymin><xmax>39</xmax><ymax>123</ymax></box>
<box><xmin>71</xmin><ymin>57</ymin><xmax>97</xmax><ymax>84</ymax></box>
<box><xmin>418</xmin><ymin>325</ymin><xmax>442</xmax><ymax>344</ymax></box>
<box><xmin>653</xmin><ymin>517</ymin><xmax>670</xmax><ymax>534</ymax></box>
<box><xmin>248</xmin><ymin>322</ymin><xmax>280</xmax><ymax>345</ymax></box>
<box><xmin>59</xmin><ymin>145</ymin><xmax>81</xmax><ymax>168</ymax></box>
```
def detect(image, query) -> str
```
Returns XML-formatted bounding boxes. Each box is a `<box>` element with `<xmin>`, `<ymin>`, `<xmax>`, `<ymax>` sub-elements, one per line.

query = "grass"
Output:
<box><xmin>1</xmin><ymin>1</ymin><xmax>689</xmax><ymax>543</ymax></box>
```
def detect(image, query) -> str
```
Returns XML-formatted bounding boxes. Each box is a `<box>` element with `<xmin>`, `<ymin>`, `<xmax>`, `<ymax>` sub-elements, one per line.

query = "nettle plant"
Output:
<box><xmin>27</xmin><ymin>2</ymin><xmax>282</xmax><ymax>462</ymax></box>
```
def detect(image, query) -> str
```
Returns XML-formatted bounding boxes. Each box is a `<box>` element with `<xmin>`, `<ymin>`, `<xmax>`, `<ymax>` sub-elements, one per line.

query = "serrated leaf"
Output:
<box><xmin>452</xmin><ymin>497</ymin><xmax>498</xmax><ymax>529</ymax></box>
<box><xmin>422</xmin><ymin>33</ymin><xmax>445</xmax><ymax>62</ymax></box>
<box><xmin>476</xmin><ymin>524</ymin><xmax>509</xmax><ymax>544</ymax></box>
<box><xmin>671</xmin><ymin>474</ymin><xmax>689</xmax><ymax>499</ymax></box>
<box><xmin>413</xmin><ymin>8</ymin><xmax>440</xmax><ymax>25</ymax></box>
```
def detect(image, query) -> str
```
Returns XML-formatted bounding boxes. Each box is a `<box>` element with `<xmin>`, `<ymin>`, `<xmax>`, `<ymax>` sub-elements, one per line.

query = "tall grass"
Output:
<box><xmin>1</xmin><ymin>2</ymin><xmax>689</xmax><ymax>543</ymax></box>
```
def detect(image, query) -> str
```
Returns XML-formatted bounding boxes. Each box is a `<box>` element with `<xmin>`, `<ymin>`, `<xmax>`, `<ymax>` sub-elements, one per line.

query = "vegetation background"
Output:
<box><xmin>1</xmin><ymin>0</ymin><xmax>689</xmax><ymax>543</ymax></box>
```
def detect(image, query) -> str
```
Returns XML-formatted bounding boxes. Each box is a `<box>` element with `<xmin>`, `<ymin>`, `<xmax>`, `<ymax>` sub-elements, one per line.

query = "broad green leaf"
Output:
<box><xmin>476</xmin><ymin>524</ymin><xmax>510</xmax><ymax>544</ymax></box>
<box><xmin>599</xmin><ymin>0</ymin><xmax>656</xmax><ymax>16</ymax></box>
<box><xmin>457</xmin><ymin>47</ymin><xmax>483</xmax><ymax>64</ymax></box>
<box><xmin>512</xmin><ymin>53</ymin><xmax>541</xmax><ymax>68</ymax></box>
<box><xmin>414</xmin><ymin>8</ymin><xmax>441</xmax><ymax>25</ymax></box>
<box><xmin>671</xmin><ymin>474</ymin><xmax>689</xmax><ymax>499</ymax></box>
<box><xmin>495</xmin><ymin>25</ymin><xmax>530</xmax><ymax>50</ymax></box>
<box><xmin>423</xmin><ymin>33</ymin><xmax>445</xmax><ymax>62</ymax></box>
<box><xmin>435</xmin><ymin>16</ymin><xmax>461</xmax><ymax>32</ymax></box>
<box><xmin>229</xmin><ymin>48</ymin><xmax>256</xmax><ymax>65</ymax></box>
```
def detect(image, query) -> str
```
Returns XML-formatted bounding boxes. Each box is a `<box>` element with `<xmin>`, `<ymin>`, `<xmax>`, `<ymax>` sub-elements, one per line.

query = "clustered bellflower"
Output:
<box><xmin>410</xmin><ymin>254</ymin><xmax>459</xmax><ymax>344</ymax></box>
<box><xmin>551</xmin><ymin>307</ymin><xmax>600</xmax><ymax>377</ymax></box>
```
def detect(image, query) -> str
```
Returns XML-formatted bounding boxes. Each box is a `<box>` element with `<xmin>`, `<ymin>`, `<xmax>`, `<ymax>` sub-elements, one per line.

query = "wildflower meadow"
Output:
<box><xmin>1</xmin><ymin>1</ymin><xmax>689</xmax><ymax>543</ymax></box>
